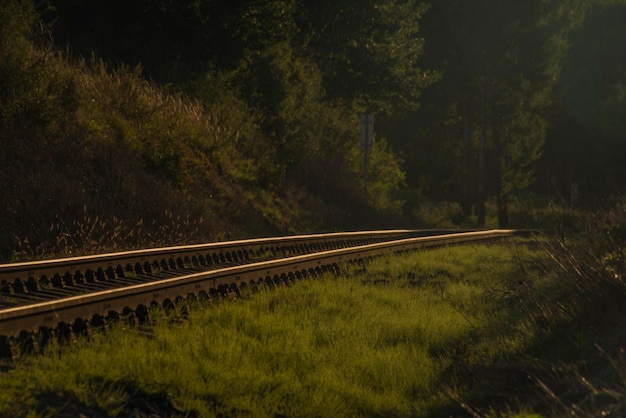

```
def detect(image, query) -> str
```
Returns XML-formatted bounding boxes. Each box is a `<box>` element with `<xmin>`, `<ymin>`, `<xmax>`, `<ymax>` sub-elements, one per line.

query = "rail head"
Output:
<box><xmin>0</xmin><ymin>229</ymin><xmax>467</xmax><ymax>281</ymax></box>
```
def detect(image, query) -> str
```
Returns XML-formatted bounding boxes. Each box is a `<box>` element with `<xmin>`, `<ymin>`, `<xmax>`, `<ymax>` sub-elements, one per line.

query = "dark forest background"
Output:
<box><xmin>1</xmin><ymin>0</ymin><xmax>625</xmax><ymax>260</ymax></box>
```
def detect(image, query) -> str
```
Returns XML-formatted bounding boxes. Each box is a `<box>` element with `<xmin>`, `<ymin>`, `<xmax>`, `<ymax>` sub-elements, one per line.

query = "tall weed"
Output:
<box><xmin>497</xmin><ymin>197</ymin><xmax>626</xmax><ymax>417</ymax></box>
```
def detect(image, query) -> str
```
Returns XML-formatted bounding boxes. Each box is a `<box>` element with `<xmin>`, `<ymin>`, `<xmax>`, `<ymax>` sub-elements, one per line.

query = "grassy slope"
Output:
<box><xmin>0</xmin><ymin>2</ymin><xmax>374</xmax><ymax>262</ymax></box>
<box><xmin>5</xmin><ymin>238</ymin><xmax>622</xmax><ymax>417</ymax></box>
<box><xmin>1</xmin><ymin>53</ymin><xmax>328</xmax><ymax>262</ymax></box>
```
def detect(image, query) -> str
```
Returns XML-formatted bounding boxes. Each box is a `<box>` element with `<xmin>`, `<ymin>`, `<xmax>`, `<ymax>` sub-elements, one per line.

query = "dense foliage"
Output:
<box><xmin>1</xmin><ymin>0</ymin><xmax>625</xmax><ymax>258</ymax></box>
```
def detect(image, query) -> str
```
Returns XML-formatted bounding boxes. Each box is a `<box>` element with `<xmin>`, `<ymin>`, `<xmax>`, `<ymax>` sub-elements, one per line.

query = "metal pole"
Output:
<box><xmin>360</xmin><ymin>114</ymin><xmax>374</xmax><ymax>208</ymax></box>
<box><xmin>364</xmin><ymin>149</ymin><xmax>368</xmax><ymax>205</ymax></box>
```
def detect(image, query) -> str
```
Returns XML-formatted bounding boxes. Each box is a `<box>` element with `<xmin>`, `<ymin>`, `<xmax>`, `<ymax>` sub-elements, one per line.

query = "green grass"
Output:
<box><xmin>0</xmin><ymin>240</ymin><xmax>608</xmax><ymax>417</ymax></box>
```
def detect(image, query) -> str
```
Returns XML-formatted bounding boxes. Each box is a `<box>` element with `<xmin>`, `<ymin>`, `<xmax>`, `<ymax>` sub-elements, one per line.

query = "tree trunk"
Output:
<box><xmin>497</xmin><ymin>193</ymin><xmax>509</xmax><ymax>228</ymax></box>
<box><xmin>461</xmin><ymin>106</ymin><xmax>472</xmax><ymax>216</ymax></box>
<box><xmin>477</xmin><ymin>93</ymin><xmax>486</xmax><ymax>227</ymax></box>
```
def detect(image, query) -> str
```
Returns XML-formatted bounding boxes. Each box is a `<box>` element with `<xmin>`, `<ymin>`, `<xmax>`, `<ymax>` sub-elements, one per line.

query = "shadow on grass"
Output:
<box><xmin>440</xmin><ymin>226</ymin><xmax>626</xmax><ymax>417</ymax></box>
<box><xmin>35</xmin><ymin>379</ymin><xmax>196</xmax><ymax>418</ymax></box>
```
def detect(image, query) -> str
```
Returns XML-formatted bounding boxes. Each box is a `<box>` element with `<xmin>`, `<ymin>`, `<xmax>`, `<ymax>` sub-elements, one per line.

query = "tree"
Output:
<box><xmin>296</xmin><ymin>0</ymin><xmax>436</xmax><ymax>116</ymax></box>
<box><xmin>543</xmin><ymin>2</ymin><xmax>626</xmax><ymax>202</ymax></box>
<box><xmin>404</xmin><ymin>0</ymin><xmax>582</xmax><ymax>227</ymax></box>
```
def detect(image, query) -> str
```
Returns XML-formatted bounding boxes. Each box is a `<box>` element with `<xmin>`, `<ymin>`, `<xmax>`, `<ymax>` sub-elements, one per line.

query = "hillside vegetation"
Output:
<box><xmin>2</xmin><ymin>0</ymin><xmax>626</xmax><ymax>260</ymax></box>
<box><xmin>0</xmin><ymin>1</ymin><xmax>410</xmax><ymax>262</ymax></box>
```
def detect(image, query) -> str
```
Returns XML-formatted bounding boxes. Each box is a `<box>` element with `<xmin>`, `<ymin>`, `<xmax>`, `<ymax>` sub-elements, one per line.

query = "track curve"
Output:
<box><xmin>0</xmin><ymin>229</ymin><xmax>513</xmax><ymax>359</ymax></box>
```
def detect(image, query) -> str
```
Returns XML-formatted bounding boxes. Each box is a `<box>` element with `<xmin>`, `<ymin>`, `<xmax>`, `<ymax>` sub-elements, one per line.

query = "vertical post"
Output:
<box><xmin>360</xmin><ymin>114</ymin><xmax>374</xmax><ymax>206</ymax></box>
<box><xmin>477</xmin><ymin>92</ymin><xmax>486</xmax><ymax>227</ymax></box>
<box><xmin>462</xmin><ymin>105</ymin><xmax>472</xmax><ymax>217</ymax></box>
<box><xmin>364</xmin><ymin>148</ymin><xmax>368</xmax><ymax>204</ymax></box>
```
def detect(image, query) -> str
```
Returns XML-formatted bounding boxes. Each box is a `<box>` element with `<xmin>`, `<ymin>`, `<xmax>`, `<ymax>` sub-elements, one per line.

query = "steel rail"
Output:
<box><xmin>0</xmin><ymin>229</ymin><xmax>471</xmax><ymax>312</ymax></box>
<box><xmin>0</xmin><ymin>229</ymin><xmax>457</xmax><ymax>285</ymax></box>
<box><xmin>0</xmin><ymin>230</ymin><xmax>437</xmax><ymax>312</ymax></box>
<box><xmin>0</xmin><ymin>230</ymin><xmax>512</xmax><ymax>348</ymax></box>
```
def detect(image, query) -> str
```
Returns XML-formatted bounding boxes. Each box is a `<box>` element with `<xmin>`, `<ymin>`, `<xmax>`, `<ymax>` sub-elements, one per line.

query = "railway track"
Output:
<box><xmin>0</xmin><ymin>229</ymin><xmax>512</xmax><ymax>359</ymax></box>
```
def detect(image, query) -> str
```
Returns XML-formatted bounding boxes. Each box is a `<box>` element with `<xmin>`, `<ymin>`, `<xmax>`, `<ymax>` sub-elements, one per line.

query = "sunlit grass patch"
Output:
<box><xmin>0</xmin><ymin>240</ymin><xmax>557</xmax><ymax>417</ymax></box>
